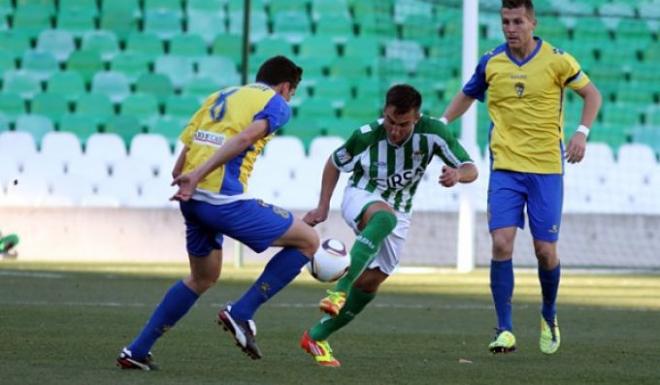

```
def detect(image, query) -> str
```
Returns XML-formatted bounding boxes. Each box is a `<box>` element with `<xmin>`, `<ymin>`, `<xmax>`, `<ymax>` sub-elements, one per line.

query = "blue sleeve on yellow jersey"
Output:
<box><xmin>253</xmin><ymin>94</ymin><xmax>291</xmax><ymax>134</ymax></box>
<box><xmin>463</xmin><ymin>44</ymin><xmax>506</xmax><ymax>102</ymax></box>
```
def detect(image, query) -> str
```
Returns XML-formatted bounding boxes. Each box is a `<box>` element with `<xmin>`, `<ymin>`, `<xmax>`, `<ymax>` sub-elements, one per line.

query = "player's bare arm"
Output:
<box><xmin>439</xmin><ymin>163</ymin><xmax>478</xmax><ymax>187</ymax></box>
<box><xmin>441</xmin><ymin>91</ymin><xmax>476</xmax><ymax>123</ymax></box>
<box><xmin>566</xmin><ymin>83</ymin><xmax>602</xmax><ymax>164</ymax></box>
<box><xmin>171</xmin><ymin>120</ymin><xmax>269</xmax><ymax>201</ymax></box>
<box><xmin>171</xmin><ymin>145</ymin><xmax>189</xmax><ymax>179</ymax></box>
<box><xmin>303</xmin><ymin>158</ymin><xmax>341</xmax><ymax>226</ymax></box>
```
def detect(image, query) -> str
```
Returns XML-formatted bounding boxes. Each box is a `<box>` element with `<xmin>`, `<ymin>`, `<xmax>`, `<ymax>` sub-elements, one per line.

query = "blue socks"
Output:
<box><xmin>230</xmin><ymin>247</ymin><xmax>309</xmax><ymax>320</ymax></box>
<box><xmin>490</xmin><ymin>259</ymin><xmax>514</xmax><ymax>331</ymax></box>
<box><xmin>128</xmin><ymin>280</ymin><xmax>199</xmax><ymax>359</ymax></box>
<box><xmin>538</xmin><ymin>263</ymin><xmax>561</xmax><ymax>323</ymax></box>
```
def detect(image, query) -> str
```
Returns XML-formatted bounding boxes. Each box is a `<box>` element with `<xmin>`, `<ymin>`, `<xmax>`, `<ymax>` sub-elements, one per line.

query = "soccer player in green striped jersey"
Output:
<box><xmin>299</xmin><ymin>84</ymin><xmax>478</xmax><ymax>366</ymax></box>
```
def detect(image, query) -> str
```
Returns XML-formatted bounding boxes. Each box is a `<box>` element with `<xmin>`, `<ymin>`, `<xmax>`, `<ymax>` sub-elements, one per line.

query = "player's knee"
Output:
<box><xmin>369</xmin><ymin>210</ymin><xmax>398</xmax><ymax>234</ymax></box>
<box><xmin>299</xmin><ymin>225</ymin><xmax>320</xmax><ymax>257</ymax></box>
<box><xmin>534</xmin><ymin>246</ymin><xmax>557</xmax><ymax>268</ymax></box>
<box><xmin>492</xmin><ymin>237</ymin><xmax>514</xmax><ymax>259</ymax></box>
<box><xmin>189</xmin><ymin>272</ymin><xmax>219</xmax><ymax>293</ymax></box>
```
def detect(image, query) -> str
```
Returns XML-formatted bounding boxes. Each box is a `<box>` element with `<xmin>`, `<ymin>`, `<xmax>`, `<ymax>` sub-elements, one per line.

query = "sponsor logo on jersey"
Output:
<box><xmin>335</xmin><ymin>147</ymin><xmax>352</xmax><ymax>164</ymax></box>
<box><xmin>377</xmin><ymin>166</ymin><xmax>425</xmax><ymax>189</ymax></box>
<box><xmin>193</xmin><ymin>130</ymin><xmax>225</xmax><ymax>147</ymax></box>
<box><xmin>514</xmin><ymin>82</ymin><xmax>525</xmax><ymax>98</ymax></box>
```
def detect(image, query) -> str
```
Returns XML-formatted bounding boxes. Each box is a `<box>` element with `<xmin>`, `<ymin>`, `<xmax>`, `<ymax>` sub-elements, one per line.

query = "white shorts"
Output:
<box><xmin>341</xmin><ymin>187</ymin><xmax>411</xmax><ymax>275</ymax></box>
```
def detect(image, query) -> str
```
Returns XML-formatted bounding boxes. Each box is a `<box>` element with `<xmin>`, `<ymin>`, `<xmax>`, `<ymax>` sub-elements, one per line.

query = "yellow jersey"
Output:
<box><xmin>179</xmin><ymin>83</ymin><xmax>291</xmax><ymax>201</ymax></box>
<box><xmin>463</xmin><ymin>37</ymin><xmax>591</xmax><ymax>174</ymax></box>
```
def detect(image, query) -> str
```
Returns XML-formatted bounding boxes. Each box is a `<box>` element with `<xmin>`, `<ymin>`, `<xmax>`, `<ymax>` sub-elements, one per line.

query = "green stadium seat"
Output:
<box><xmin>602</xmin><ymin>103</ymin><xmax>642</xmax><ymax>129</ymax></box>
<box><xmin>186</xmin><ymin>11</ymin><xmax>226</xmax><ymax>44</ymax></box>
<box><xmin>617</xmin><ymin>82</ymin><xmax>656</xmax><ymax>104</ymax></box>
<box><xmin>58</xmin><ymin>114</ymin><xmax>98</xmax><ymax>143</ymax></box>
<box><xmin>342</xmin><ymin>37</ymin><xmax>381</xmax><ymax>60</ymax></box>
<box><xmin>104</xmin><ymin>115</ymin><xmax>143</xmax><ymax>145</ymax></box>
<box><xmin>416</xmin><ymin>58</ymin><xmax>457</xmax><ymax>84</ymax></box>
<box><xmin>144</xmin><ymin>0</ymin><xmax>183</xmax><ymax>17</ymax></box>
<box><xmin>120</xmin><ymin>93</ymin><xmax>160</xmax><ymax>127</ymax></box>
<box><xmin>615</xmin><ymin>19</ymin><xmax>653</xmax><ymax>45</ymax></box>
<box><xmin>254</xmin><ymin>36</ymin><xmax>294</xmax><ymax>58</ymax></box>
<box><xmin>155</xmin><ymin>56</ymin><xmax>195</xmax><ymax>88</ymax></box>
<box><xmin>647</xmin><ymin>107</ymin><xmax>660</xmax><ymax>126</ymax></box>
<box><xmin>82</xmin><ymin>30</ymin><xmax>120</xmax><ymax>61</ymax></box>
<box><xmin>0</xmin><ymin>51</ymin><xmax>16</xmax><ymax>73</ymax></box>
<box><xmin>572</xmin><ymin>18</ymin><xmax>610</xmax><ymax>42</ymax></box>
<box><xmin>312</xmin><ymin>0</ymin><xmax>348</xmax><ymax>19</ymax></box>
<box><xmin>355</xmin><ymin>13</ymin><xmax>397</xmax><ymax>38</ymax></box>
<box><xmin>16</xmin><ymin>0</ymin><xmax>55</xmax><ymax>14</ymax></box>
<box><xmin>135</xmin><ymin>73</ymin><xmax>174</xmax><ymax>103</ymax></box>
<box><xmin>598</xmin><ymin>45</ymin><xmax>639</xmax><ymax>65</ymax></box>
<box><xmin>0</xmin><ymin>31</ymin><xmax>31</xmax><ymax>60</ymax></box>
<box><xmin>164</xmin><ymin>95</ymin><xmax>199</xmax><ymax>120</ymax></box>
<box><xmin>0</xmin><ymin>93</ymin><xmax>27</xmax><ymax>120</ymax></box>
<box><xmin>642</xmin><ymin>42</ymin><xmax>660</xmax><ymax>63</ymax></box>
<box><xmin>298</xmin><ymin>35</ymin><xmax>337</xmax><ymax>59</ymax></box>
<box><xmin>394</xmin><ymin>0</ymin><xmax>433</xmax><ymax>24</ymax></box>
<box><xmin>294</xmin><ymin>56</ymin><xmax>327</xmax><ymax>79</ymax></box>
<box><xmin>626</xmin><ymin>62</ymin><xmax>660</xmax><ymax>84</ymax></box>
<box><xmin>563</xmin><ymin>101</ymin><xmax>582</xmax><ymax>129</ymax></box>
<box><xmin>182</xmin><ymin>77</ymin><xmax>221</xmax><ymax>99</ymax></box>
<box><xmin>110</xmin><ymin>52</ymin><xmax>151</xmax><ymax>84</ymax></box>
<box><xmin>315</xmin><ymin>14</ymin><xmax>354</xmax><ymax>39</ymax></box>
<box><xmin>384</xmin><ymin>40</ymin><xmax>425</xmax><ymax>72</ymax></box>
<box><xmin>227</xmin><ymin>0</ymin><xmax>265</xmax><ymax>13</ymax></box>
<box><xmin>428</xmin><ymin>37</ymin><xmax>462</xmax><ymax>59</ymax></box>
<box><xmin>401</xmin><ymin>14</ymin><xmax>441</xmax><ymax>47</ymax></box>
<box><xmin>269</xmin><ymin>0</ymin><xmax>308</xmax><ymax>14</ymax></box>
<box><xmin>169</xmin><ymin>33</ymin><xmax>208</xmax><ymax>59</ymax></box>
<box><xmin>47</xmin><ymin>71</ymin><xmax>85</xmax><ymax>102</ymax></box>
<box><xmin>376</xmin><ymin>58</ymin><xmax>409</xmax><ymax>79</ymax></box>
<box><xmin>589</xmin><ymin>122</ymin><xmax>628</xmax><ymax>150</ymax></box>
<box><xmin>187</xmin><ymin>0</ymin><xmax>225</xmax><ymax>14</ymax></box>
<box><xmin>272</xmin><ymin>11</ymin><xmax>311</xmax><ymax>42</ymax></box>
<box><xmin>144</xmin><ymin>10</ymin><xmax>183</xmax><ymax>40</ymax></box>
<box><xmin>297</xmin><ymin>98</ymin><xmax>336</xmax><ymax>121</ymax></box>
<box><xmin>197</xmin><ymin>56</ymin><xmax>240</xmax><ymax>85</ymax></box>
<box><xmin>150</xmin><ymin>116</ymin><xmax>185</xmax><ymax>146</ymax></box>
<box><xmin>211</xmin><ymin>34</ymin><xmax>243</xmax><ymax>65</ymax></box>
<box><xmin>2</xmin><ymin>71</ymin><xmax>41</xmax><ymax>99</ymax></box>
<box><xmin>100</xmin><ymin>9</ymin><xmax>139</xmax><ymax>41</ymax></box>
<box><xmin>227</xmin><ymin>10</ymin><xmax>269</xmax><ymax>42</ymax></box>
<box><xmin>102</xmin><ymin>0</ymin><xmax>140</xmax><ymax>18</ymax></box>
<box><xmin>631</xmin><ymin>125</ymin><xmax>660</xmax><ymax>155</ymax></box>
<box><xmin>75</xmin><ymin>93</ymin><xmax>114</xmax><ymax>126</ymax></box>
<box><xmin>12</xmin><ymin>5</ymin><xmax>52</xmax><ymax>39</ymax></box>
<box><xmin>31</xmin><ymin>92</ymin><xmax>70</xmax><ymax>123</ymax></box>
<box><xmin>57</xmin><ymin>8</ymin><xmax>96</xmax><ymax>37</ymax></box>
<box><xmin>329</xmin><ymin>57</ymin><xmax>370</xmax><ymax>81</ymax></box>
<box><xmin>354</xmin><ymin>78</ymin><xmax>381</xmax><ymax>100</ymax></box>
<box><xmin>126</xmin><ymin>33</ymin><xmax>165</xmax><ymax>59</ymax></box>
<box><xmin>322</xmin><ymin>117</ymin><xmax>362</xmax><ymax>138</ymax></box>
<box><xmin>587</xmin><ymin>65</ymin><xmax>624</xmax><ymax>82</ymax></box>
<box><xmin>36</xmin><ymin>30</ymin><xmax>75</xmax><ymax>62</ymax></box>
<box><xmin>15</xmin><ymin>114</ymin><xmax>54</xmax><ymax>145</ymax></box>
<box><xmin>60</xmin><ymin>0</ymin><xmax>98</xmax><ymax>16</ymax></box>
<box><xmin>20</xmin><ymin>51</ymin><xmax>59</xmax><ymax>81</ymax></box>
<box><xmin>66</xmin><ymin>50</ymin><xmax>104</xmax><ymax>84</ymax></box>
<box><xmin>351</xmin><ymin>1</ymin><xmax>392</xmax><ymax>25</ymax></box>
<box><xmin>314</xmin><ymin>78</ymin><xmax>351</xmax><ymax>103</ymax></box>
<box><xmin>342</xmin><ymin>98</ymin><xmax>381</xmax><ymax>121</ymax></box>
<box><xmin>92</xmin><ymin>71</ymin><xmax>131</xmax><ymax>103</ymax></box>
<box><xmin>280</xmin><ymin>120</ymin><xmax>322</xmax><ymax>149</ymax></box>
<box><xmin>0</xmin><ymin>113</ymin><xmax>9</xmax><ymax>132</ymax></box>
<box><xmin>0</xmin><ymin>0</ymin><xmax>12</xmax><ymax>18</ymax></box>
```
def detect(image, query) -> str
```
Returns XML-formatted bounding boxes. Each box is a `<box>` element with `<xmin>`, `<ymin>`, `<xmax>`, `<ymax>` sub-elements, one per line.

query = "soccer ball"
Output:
<box><xmin>306</xmin><ymin>238</ymin><xmax>350</xmax><ymax>283</ymax></box>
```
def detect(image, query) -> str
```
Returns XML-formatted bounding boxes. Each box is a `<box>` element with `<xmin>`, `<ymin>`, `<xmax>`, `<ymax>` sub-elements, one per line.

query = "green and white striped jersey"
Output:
<box><xmin>331</xmin><ymin>115</ymin><xmax>473</xmax><ymax>213</ymax></box>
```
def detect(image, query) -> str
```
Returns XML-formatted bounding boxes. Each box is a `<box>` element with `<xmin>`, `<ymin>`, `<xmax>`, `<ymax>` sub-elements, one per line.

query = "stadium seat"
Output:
<box><xmin>271</xmin><ymin>11</ymin><xmax>311</xmax><ymax>42</ymax></box>
<box><xmin>632</xmin><ymin>125</ymin><xmax>660</xmax><ymax>155</ymax></box>
<box><xmin>308</xmin><ymin>135</ymin><xmax>344</xmax><ymax>162</ymax></box>
<box><xmin>95</xmin><ymin>177</ymin><xmax>140</xmax><ymax>206</ymax></box>
<box><xmin>316</xmin><ymin>14</ymin><xmax>354</xmax><ymax>40</ymax></box>
<box><xmin>57</xmin><ymin>8</ymin><xmax>96</xmax><ymax>37</ymax></box>
<box><xmin>169</xmin><ymin>33</ymin><xmax>208</xmax><ymax>59</ymax></box>
<box><xmin>298</xmin><ymin>35</ymin><xmax>338</xmax><ymax>59</ymax></box>
<box><xmin>281</xmin><ymin>120</ymin><xmax>323</xmax><ymax>149</ymax></box>
<box><xmin>104</xmin><ymin>115</ymin><xmax>143</xmax><ymax>146</ymax></box>
<box><xmin>12</xmin><ymin>5</ymin><xmax>52</xmax><ymax>39</ymax></box>
<box><xmin>131</xmin><ymin>176</ymin><xmax>177</xmax><ymax>208</ymax></box>
<box><xmin>187</xmin><ymin>0</ymin><xmax>225</xmax><ymax>13</ymax></box>
<box><xmin>0</xmin><ymin>131</ymin><xmax>38</xmax><ymax>160</ymax></box>
<box><xmin>0</xmin><ymin>0</ymin><xmax>11</xmax><ymax>17</ymax></box>
<box><xmin>85</xmin><ymin>133</ymin><xmax>128</xmax><ymax>166</ymax></box>
<box><xmin>58</xmin><ymin>114</ymin><xmax>98</xmax><ymax>144</ymax></box>
<box><xmin>136</xmin><ymin>73</ymin><xmax>175</xmax><ymax>103</ymax></box>
<box><xmin>197</xmin><ymin>56</ymin><xmax>240</xmax><ymax>86</ymax></box>
<box><xmin>164</xmin><ymin>95</ymin><xmax>199</xmax><ymax>120</ymax></box>
<box><xmin>401</xmin><ymin>14</ymin><xmax>441</xmax><ymax>46</ymax></box>
<box><xmin>150</xmin><ymin>117</ymin><xmax>185</xmax><ymax>146</ymax></box>
<box><xmin>111</xmin><ymin>156</ymin><xmax>158</xmax><ymax>188</ymax></box>
<box><xmin>40</xmin><ymin>131</ymin><xmax>83</xmax><ymax>168</ymax></box>
<box><xmin>261</xmin><ymin>135</ymin><xmax>306</xmax><ymax>169</ymax></box>
<box><xmin>342</xmin><ymin>37</ymin><xmax>381</xmax><ymax>61</ymax></box>
<box><xmin>47</xmin><ymin>174</ymin><xmax>94</xmax><ymax>206</ymax></box>
<box><xmin>385</xmin><ymin>40</ymin><xmax>426</xmax><ymax>72</ymax></box>
<box><xmin>0</xmin><ymin>93</ymin><xmax>26</xmax><ymax>119</ymax></box>
<box><xmin>254</xmin><ymin>37</ymin><xmax>295</xmax><ymax>59</ymax></box>
<box><xmin>126</xmin><ymin>33</ymin><xmax>165</xmax><ymax>59</ymax></box>
<box><xmin>129</xmin><ymin>133</ymin><xmax>173</xmax><ymax>174</ymax></box>
<box><xmin>20</xmin><ymin>50</ymin><xmax>59</xmax><ymax>82</ymax></box>
<box><xmin>3</xmin><ymin>71</ymin><xmax>41</xmax><ymax>99</ymax></box>
<box><xmin>2</xmin><ymin>174</ymin><xmax>50</xmax><ymax>206</ymax></box>
<box><xmin>100</xmin><ymin>9</ymin><xmax>139</xmax><ymax>40</ymax></box>
<box><xmin>60</xmin><ymin>0</ymin><xmax>98</xmax><ymax>17</ymax></box>
<box><xmin>120</xmin><ymin>93</ymin><xmax>160</xmax><ymax>127</ymax></box>
<box><xmin>66</xmin><ymin>50</ymin><xmax>104</xmax><ymax>84</ymax></box>
<box><xmin>67</xmin><ymin>155</ymin><xmax>109</xmax><ymax>185</ymax></box>
<box><xmin>328</xmin><ymin>57</ymin><xmax>370</xmax><ymax>82</ymax></box>
<box><xmin>211</xmin><ymin>35</ymin><xmax>243</xmax><ymax>65</ymax></box>
<box><xmin>314</xmin><ymin>78</ymin><xmax>351</xmax><ymax>104</ymax></box>
<box><xmin>21</xmin><ymin>153</ymin><xmax>66</xmax><ymax>182</ymax></box>
<box><xmin>144</xmin><ymin>9</ymin><xmax>183</xmax><ymax>40</ymax></box>
<box><xmin>31</xmin><ymin>92</ymin><xmax>70</xmax><ymax>123</ymax></box>
<box><xmin>616</xmin><ymin>143</ymin><xmax>657</xmax><ymax>174</ymax></box>
<box><xmin>342</xmin><ymin>98</ymin><xmax>381</xmax><ymax>121</ymax></box>
<box><xmin>82</xmin><ymin>30</ymin><xmax>120</xmax><ymax>61</ymax></box>
<box><xmin>155</xmin><ymin>56</ymin><xmax>195</xmax><ymax>89</ymax></box>
<box><xmin>46</xmin><ymin>71</ymin><xmax>85</xmax><ymax>102</ymax></box>
<box><xmin>92</xmin><ymin>71</ymin><xmax>131</xmax><ymax>103</ymax></box>
<box><xmin>0</xmin><ymin>31</ymin><xmax>31</xmax><ymax>60</ymax></box>
<box><xmin>182</xmin><ymin>77</ymin><xmax>223</xmax><ymax>99</ymax></box>
<box><xmin>110</xmin><ymin>52</ymin><xmax>151</xmax><ymax>84</ymax></box>
<box><xmin>297</xmin><ymin>98</ymin><xmax>336</xmax><ymax>121</ymax></box>
<box><xmin>75</xmin><ymin>93</ymin><xmax>114</xmax><ymax>126</ymax></box>
<box><xmin>15</xmin><ymin>114</ymin><xmax>54</xmax><ymax>146</ymax></box>
<box><xmin>294</xmin><ymin>56</ymin><xmax>328</xmax><ymax>79</ymax></box>
<box><xmin>36</xmin><ymin>30</ymin><xmax>75</xmax><ymax>62</ymax></box>
<box><xmin>227</xmin><ymin>10</ymin><xmax>268</xmax><ymax>42</ymax></box>
<box><xmin>186</xmin><ymin>11</ymin><xmax>226</xmax><ymax>44</ymax></box>
<box><xmin>0</xmin><ymin>113</ymin><xmax>8</xmax><ymax>133</ymax></box>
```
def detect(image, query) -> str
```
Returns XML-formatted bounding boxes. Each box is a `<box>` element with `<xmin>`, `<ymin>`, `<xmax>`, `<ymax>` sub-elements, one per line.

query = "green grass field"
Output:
<box><xmin>1</xmin><ymin>261</ymin><xmax>659</xmax><ymax>385</ymax></box>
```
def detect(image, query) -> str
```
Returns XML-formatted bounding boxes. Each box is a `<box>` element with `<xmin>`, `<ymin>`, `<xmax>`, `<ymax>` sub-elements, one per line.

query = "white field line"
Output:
<box><xmin>0</xmin><ymin>271</ymin><xmax>65</xmax><ymax>278</ymax></box>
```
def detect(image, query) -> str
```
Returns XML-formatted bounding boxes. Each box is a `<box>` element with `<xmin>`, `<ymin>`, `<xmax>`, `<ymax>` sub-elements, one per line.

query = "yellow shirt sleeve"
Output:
<box><xmin>560</xmin><ymin>52</ymin><xmax>590</xmax><ymax>91</ymax></box>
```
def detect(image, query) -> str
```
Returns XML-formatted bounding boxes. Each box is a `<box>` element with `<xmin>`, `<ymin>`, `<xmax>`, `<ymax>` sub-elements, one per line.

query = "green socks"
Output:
<box><xmin>334</xmin><ymin>210</ymin><xmax>397</xmax><ymax>293</ymax></box>
<box><xmin>310</xmin><ymin>286</ymin><xmax>376</xmax><ymax>341</ymax></box>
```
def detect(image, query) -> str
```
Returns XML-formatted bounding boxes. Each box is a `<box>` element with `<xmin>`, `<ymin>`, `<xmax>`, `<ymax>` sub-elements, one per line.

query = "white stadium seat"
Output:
<box><xmin>0</xmin><ymin>131</ymin><xmax>38</xmax><ymax>165</ymax></box>
<box><xmin>85</xmin><ymin>133</ymin><xmax>128</xmax><ymax>167</ymax></box>
<box><xmin>129</xmin><ymin>133</ymin><xmax>174</xmax><ymax>175</ymax></box>
<box><xmin>113</xmin><ymin>157</ymin><xmax>158</xmax><ymax>187</ymax></box>
<box><xmin>95</xmin><ymin>178</ymin><xmax>140</xmax><ymax>206</ymax></box>
<box><xmin>47</xmin><ymin>174</ymin><xmax>95</xmax><ymax>206</ymax></box>
<box><xmin>40</xmin><ymin>131</ymin><xmax>83</xmax><ymax>169</ymax></box>
<box><xmin>0</xmin><ymin>175</ymin><xmax>49</xmax><ymax>206</ymax></box>
<box><xmin>129</xmin><ymin>177</ymin><xmax>178</xmax><ymax>208</ymax></box>
<box><xmin>67</xmin><ymin>156</ymin><xmax>110</xmax><ymax>185</ymax></box>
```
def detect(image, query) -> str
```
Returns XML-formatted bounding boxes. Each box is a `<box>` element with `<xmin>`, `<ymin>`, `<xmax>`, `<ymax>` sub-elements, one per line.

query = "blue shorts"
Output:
<box><xmin>487</xmin><ymin>170</ymin><xmax>563</xmax><ymax>242</ymax></box>
<box><xmin>179</xmin><ymin>198</ymin><xmax>294</xmax><ymax>257</ymax></box>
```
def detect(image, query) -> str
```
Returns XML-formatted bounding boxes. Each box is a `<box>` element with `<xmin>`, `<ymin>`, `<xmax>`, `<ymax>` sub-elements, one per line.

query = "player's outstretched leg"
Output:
<box><xmin>489</xmin><ymin>259</ymin><xmax>516</xmax><ymax>353</ymax></box>
<box><xmin>299</xmin><ymin>330</ymin><xmax>341</xmax><ymax>367</ymax></box>
<box><xmin>311</xmin><ymin>286</ymin><xmax>376</xmax><ymax>341</ymax></box>
<box><xmin>538</xmin><ymin>263</ymin><xmax>561</xmax><ymax>354</ymax></box>
<box><xmin>321</xmin><ymin>211</ymin><xmax>396</xmax><ymax>316</ymax></box>
<box><xmin>116</xmin><ymin>348</ymin><xmax>158</xmax><ymax>371</ymax></box>
<box><xmin>218</xmin><ymin>304</ymin><xmax>262</xmax><ymax>359</ymax></box>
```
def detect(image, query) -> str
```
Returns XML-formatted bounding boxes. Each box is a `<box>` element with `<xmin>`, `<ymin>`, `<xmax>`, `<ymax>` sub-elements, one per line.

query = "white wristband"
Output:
<box><xmin>439</xmin><ymin>116</ymin><xmax>449</xmax><ymax>125</ymax></box>
<box><xmin>577</xmin><ymin>125</ymin><xmax>590</xmax><ymax>137</ymax></box>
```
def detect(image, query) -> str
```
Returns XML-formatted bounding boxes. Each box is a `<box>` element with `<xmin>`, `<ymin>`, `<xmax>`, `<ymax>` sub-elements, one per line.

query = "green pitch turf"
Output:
<box><xmin>1</xmin><ymin>261</ymin><xmax>658</xmax><ymax>385</ymax></box>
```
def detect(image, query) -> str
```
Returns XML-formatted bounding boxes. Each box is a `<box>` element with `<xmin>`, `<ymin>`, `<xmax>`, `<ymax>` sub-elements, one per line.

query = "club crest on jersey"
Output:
<box><xmin>514</xmin><ymin>82</ymin><xmax>525</xmax><ymax>98</ymax></box>
<box><xmin>335</xmin><ymin>147</ymin><xmax>352</xmax><ymax>164</ymax></box>
<box><xmin>193</xmin><ymin>130</ymin><xmax>225</xmax><ymax>147</ymax></box>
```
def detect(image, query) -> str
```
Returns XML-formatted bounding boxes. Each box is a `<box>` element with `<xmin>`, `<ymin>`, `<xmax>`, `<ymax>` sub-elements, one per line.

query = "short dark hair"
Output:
<box><xmin>385</xmin><ymin>84</ymin><xmax>422</xmax><ymax>115</ymax></box>
<box><xmin>256</xmin><ymin>55</ymin><xmax>303</xmax><ymax>89</ymax></box>
<box><xmin>502</xmin><ymin>0</ymin><xmax>534</xmax><ymax>13</ymax></box>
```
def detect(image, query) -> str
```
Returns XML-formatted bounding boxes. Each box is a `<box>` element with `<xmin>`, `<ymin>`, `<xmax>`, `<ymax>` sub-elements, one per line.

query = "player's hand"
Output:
<box><xmin>439</xmin><ymin>165</ymin><xmax>459</xmax><ymax>187</ymax></box>
<box><xmin>566</xmin><ymin>132</ymin><xmax>587</xmax><ymax>164</ymax></box>
<box><xmin>170</xmin><ymin>171</ymin><xmax>201</xmax><ymax>201</ymax></box>
<box><xmin>303</xmin><ymin>207</ymin><xmax>328</xmax><ymax>227</ymax></box>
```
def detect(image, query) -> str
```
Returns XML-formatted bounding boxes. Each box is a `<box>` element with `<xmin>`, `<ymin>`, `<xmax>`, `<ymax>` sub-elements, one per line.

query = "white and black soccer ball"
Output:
<box><xmin>306</xmin><ymin>238</ymin><xmax>350</xmax><ymax>283</ymax></box>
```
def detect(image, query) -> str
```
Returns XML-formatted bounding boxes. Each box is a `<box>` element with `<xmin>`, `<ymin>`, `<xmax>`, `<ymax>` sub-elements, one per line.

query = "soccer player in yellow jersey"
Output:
<box><xmin>117</xmin><ymin>56</ymin><xmax>320</xmax><ymax>369</ymax></box>
<box><xmin>441</xmin><ymin>0</ymin><xmax>602</xmax><ymax>354</ymax></box>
